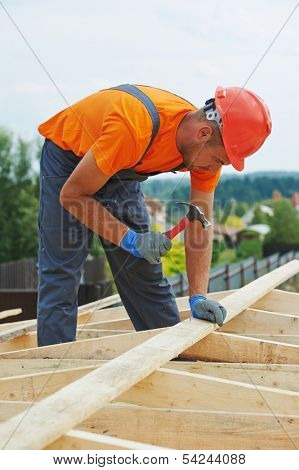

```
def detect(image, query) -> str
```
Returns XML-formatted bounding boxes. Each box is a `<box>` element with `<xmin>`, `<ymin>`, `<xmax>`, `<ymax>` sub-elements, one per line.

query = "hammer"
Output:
<box><xmin>164</xmin><ymin>202</ymin><xmax>211</xmax><ymax>239</ymax></box>
<box><xmin>128</xmin><ymin>202</ymin><xmax>211</xmax><ymax>268</ymax></box>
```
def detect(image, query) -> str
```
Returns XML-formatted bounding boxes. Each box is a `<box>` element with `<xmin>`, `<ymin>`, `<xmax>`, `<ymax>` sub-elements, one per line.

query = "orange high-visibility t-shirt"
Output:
<box><xmin>38</xmin><ymin>85</ymin><xmax>221</xmax><ymax>192</ymax></box>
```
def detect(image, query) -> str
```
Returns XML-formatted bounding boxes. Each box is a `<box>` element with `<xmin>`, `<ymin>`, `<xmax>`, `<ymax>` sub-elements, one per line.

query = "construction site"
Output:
<box><xmin>0</xmin><ymin>260</ymin><xmax>298</xmax><ymax>450</ymax></box>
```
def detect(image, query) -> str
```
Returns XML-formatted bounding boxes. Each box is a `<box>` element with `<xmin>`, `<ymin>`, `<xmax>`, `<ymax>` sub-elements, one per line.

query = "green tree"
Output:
<box><xmin>251</xmin><ymin>205</ymin><xmax>268</xmax><ymax>225</ymax></box>
<box><xmin>236</xmin><ymin>237</ymin><xmax>263</xmax><ymax>260</ymax></box>
<box><xmin>0</xmin><ymin>128</ymin><xmax>40</xmax><ymax>262</ymax></box>
<box><xmin>265</xmin><ymin>199</ymin><xmax>299</xmax><ymax>245</ymax></box>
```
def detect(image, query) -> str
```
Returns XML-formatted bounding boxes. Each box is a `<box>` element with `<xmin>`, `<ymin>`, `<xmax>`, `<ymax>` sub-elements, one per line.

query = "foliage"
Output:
<box><xmin>251</xmin><ymin>205</ymin><xmax>269</xmax><ymax>225</ymax></box>
<box><xmin>142</xmin><ymin>173</ymin><xmax>299</xmax><ymax>212</ymax></box>
<box><xmin>235</xmin><ymin>201</ymin><xmax>249</xmax><ymax>217</ymax></box>
<box><xmin>236</xmin><ymin>238</ymin><xmax>263</xmax><ymax>260</ymax></box>
<box><xmin>265</xmin><ymin>199</ymin><xmax>299</xmax><ymax>245</ymax></box>
<box><xmin>225</xmin><ymin>215</ymin><xmax>245</xmax><ymax>229</ymax></box>
<box><xmin>162</xmin><ymin>239</ymin><xmax>186</xmax><ymax>276</ymax></box>
<box><xmin>0</xmin><ymin>129</ymin><xmax>41</xmax><ymax>262</ymax></box>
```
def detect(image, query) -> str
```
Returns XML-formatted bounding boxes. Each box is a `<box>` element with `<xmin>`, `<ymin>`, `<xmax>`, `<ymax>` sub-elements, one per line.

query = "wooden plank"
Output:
<box><xmin>78</xmin><ymin>319</ymin><xmax>134</xmax><ymax>330</ymax></box>
<box><xmin>241</xmin><ymin>334</ymin><xmax>299</xmax><ymax>345</ymax></box>
<box><xmin>0</xmin><ymin>359</ymin><xmax>105</xmax><ymax>377</ymax></box>
<box><xmin>1</xmin><ymin>400</ymin><xmax>298</xmax><ymax>450</ymax></box>
<box><xmin>77</xmin><ymin>405</ymin><xmax>299</xmax><ymax>450</ymax></box>
<box><xmin>0</xmin><ymin>329</ymin><xmax>164</xmax><ymax>360</ymax></box>
<box><xmin>77</xmin><ymin>330</ymin><xmax>131</xmax><ymax>339</ymax></box>
<box><xmin>180</xmin><ymin>331</ymin><xmax>299</xmax><ymax>364</ymax></box>
<box><xmin>77</xmin><ymin>294</ymin><xmax>121</xmax><ymax>314</ymax></box>
<box><xmin>165</xmin><ymin>362</ymin><xmax>299</xmax><ymax>392</ymax></box>
<box><xmin>4</xmin><ymin>364</ymin><xmax>299</xmax><ymax>413</ymax></box>
<box><xmin>0</xmin><ymin>294</ymin><xmax>120</xmax><ymax>343</ymax></box>
<box><xmin>118</xmin><ymin>368</ymin><xmax>299</xmax><ymax>415</ymax></box>
<box><xmin>0</xmin><ymin>332</ymin><xmax>36</xmax><ymax>352</ymax></box>
<box><xmin>46</xmin><ymin>429</ymin><xmax>166</xmax><ymax>450</ymax></box>
<box><xmin>0</xmin><ymin>309</ymin><xmax>22</xmax><ymax>321</ymax></box>
<box><xmin>0</xmin><ymin>260</ymin><xmax>297</xmax><ymax>449</ymax></box>
<box><xmin>220</xmin><ymin>309</ymin><xmax>299</xmax><ymax>335</ymax></box>
<box><xmin>253</xmin><ymin>289</ymin><xmax>299</xmax><ymax>314</ymax></box>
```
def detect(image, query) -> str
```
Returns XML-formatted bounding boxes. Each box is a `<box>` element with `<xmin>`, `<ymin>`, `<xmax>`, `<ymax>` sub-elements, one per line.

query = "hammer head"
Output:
<box><xmin>176</xmin><ymin>202</ymin><xmax>211</xmax><ymax>229</ymax></box>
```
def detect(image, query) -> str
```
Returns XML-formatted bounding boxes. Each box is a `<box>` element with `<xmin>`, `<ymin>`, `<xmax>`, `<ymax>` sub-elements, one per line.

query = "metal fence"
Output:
<box><xmin>170</xmin><ymin>250</ymin><xmax>299</xmax><ymax>296</ymax></box>
<box><xmin>0</xmin><ymin>258</ymin><xmax>38</xmax><ymax>289</ymax></box>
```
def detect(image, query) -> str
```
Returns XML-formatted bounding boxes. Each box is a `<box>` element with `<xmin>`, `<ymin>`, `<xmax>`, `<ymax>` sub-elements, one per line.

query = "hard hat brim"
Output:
<box><xmin>226</xmin><ymin>150</ymin><xmax>245</xmax><ymax>171</ymax></box>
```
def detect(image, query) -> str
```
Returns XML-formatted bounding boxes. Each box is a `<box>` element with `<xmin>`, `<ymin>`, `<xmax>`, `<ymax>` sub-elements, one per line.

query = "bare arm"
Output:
<box><xmin>184</xmin><ymin>186</ymin><xmax>214</xmax><ymax>297</ymax></box>
<box><xmin>60</xmin><ymin>149</ymin><xmax>128</xmax><ymax>245</ymax></box>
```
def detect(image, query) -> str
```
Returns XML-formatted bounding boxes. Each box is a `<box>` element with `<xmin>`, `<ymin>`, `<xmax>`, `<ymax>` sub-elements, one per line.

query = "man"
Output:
<box><xmin>37</xmin><ymin>84</ymin><xmax>271</xmax><ymax>346</ymax></box>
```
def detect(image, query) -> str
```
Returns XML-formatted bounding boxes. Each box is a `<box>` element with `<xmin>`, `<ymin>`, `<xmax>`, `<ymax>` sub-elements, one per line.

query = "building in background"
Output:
<box><xmin>145</xmin><ymin>196</ymin><xmax>166</xmax><ymax>230</ymax></box>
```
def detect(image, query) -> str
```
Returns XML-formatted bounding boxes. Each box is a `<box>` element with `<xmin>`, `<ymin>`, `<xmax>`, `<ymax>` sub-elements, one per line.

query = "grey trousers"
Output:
<box><xmin>37</xmin><ymin>139</ymin><xmax>180</xmax><ymax>346</ymax></box>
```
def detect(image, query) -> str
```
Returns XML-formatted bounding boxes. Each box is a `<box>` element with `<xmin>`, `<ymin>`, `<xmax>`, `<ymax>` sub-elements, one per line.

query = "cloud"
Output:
<box><xmin>0</xmin><ymin>0</ymin><xmax>298</xmax><ymax>173</ymax></box>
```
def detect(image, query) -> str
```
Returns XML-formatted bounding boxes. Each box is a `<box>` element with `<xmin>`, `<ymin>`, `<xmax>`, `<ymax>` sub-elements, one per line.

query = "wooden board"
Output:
<box><xmin>0</xmin><ymin>260</ymin><xmax>297</xmax><ymax>450</ymax></box>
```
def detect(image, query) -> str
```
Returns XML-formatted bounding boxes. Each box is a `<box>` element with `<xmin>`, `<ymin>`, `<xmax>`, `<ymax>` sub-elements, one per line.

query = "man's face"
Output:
<box><xmin>182</xmin><ymin>139</ymin><xmax>230</xmax><ymax>174</ymax></box>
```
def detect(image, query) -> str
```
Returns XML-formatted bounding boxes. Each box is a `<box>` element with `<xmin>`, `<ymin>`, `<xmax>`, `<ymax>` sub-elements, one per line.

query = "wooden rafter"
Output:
<box><xmin>0</xmin><ymin>260</ymin><xmax>297</xmax><ymax>449</ymax></box>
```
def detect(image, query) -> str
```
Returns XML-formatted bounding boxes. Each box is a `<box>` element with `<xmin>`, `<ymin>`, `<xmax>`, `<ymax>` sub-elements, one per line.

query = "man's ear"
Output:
<box><xmin>197</xmin><ymin>125</ymin><xmax>213</xmax><ymax>143</ymax></box>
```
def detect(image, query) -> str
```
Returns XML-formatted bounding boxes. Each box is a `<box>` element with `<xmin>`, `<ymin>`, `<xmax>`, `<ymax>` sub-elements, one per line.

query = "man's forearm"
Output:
<box><xmin>61</xmin><ymin>194</ymin><xmax>128</xmax><ymax>246</ymax></box>
<box><xmin>185</xmin><ymin>222</ymin><xmax>213</xmax><ymax>297</ymax></box>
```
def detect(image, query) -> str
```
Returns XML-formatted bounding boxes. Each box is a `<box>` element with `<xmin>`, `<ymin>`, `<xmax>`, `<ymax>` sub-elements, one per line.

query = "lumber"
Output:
<box><xmin>0</xmin><ymin>332</ymin><xmax>36</xmax><ymax>352</ymax></box>
<box><xmin>3</xmin><ymin>363</ymin><xmax>298</xmax><ymax>409</ymax></box>
<box><xmin>180</xmin><ymin>331</ymin><xmax>299</xmax><ymax>363</ymax></box>
<box><xmin>77</xmin><ymin>405</ymin><xmax>299</xmax><ymax>450</ymax></box>
<box><xmin>166</xmin><ymin>362</ymin><xmax>299</xmax><ymax>392</ymax></box>
<box><xmin>77</xmin><ymin>329</ymin><xmax>132</xmax><ymax>339</ymax></box>
<box><xmin>0</xmin><ymin>359</ymin><xmax>105</xmax><ymax>377</ymax></box>
<box><xmin>0</xmin><ymin>309</ymin><xmax>22</xmax><ymax>321</ymax></box>
<box><xmin>220</xmin><ymin>309</ymin><xmax>299</xmax><ymax>335</ymax></box>
<box><xmin>253</xmin><ymin>289</ymin><xmax>299</xmax><ymax>314</ymax></box>
<box><xmin>0</xmin><ymin>294</ymin><xmax>120</xmax><ymax>343</ymax></box>
<box><xmin>46</xmin><ymin>429</ymin><xmax>166</xmax><ymax>450</ymax></box>
<box><xmin>118</xmin><ymin>368</ymin><xmax>299</xmax><ymax>415</ymax></box>
<box><xmin>0</xmin><ymin>260</ymin><xmax>298</xmax><ymax>450</ymax></box>
<box><xmin>0</xmin><ymin>329</ymin><xmax>164</xmax><ymax>360</ymax></box>
<box><xmin>241</xmin><ymin>334</ymin><xmax>299</xmax><ymax>345</ymax></box>
<box><xmin>1</xmin><ymin>400</ymin><xmax>298</xmax><ymax>450</ymax></box>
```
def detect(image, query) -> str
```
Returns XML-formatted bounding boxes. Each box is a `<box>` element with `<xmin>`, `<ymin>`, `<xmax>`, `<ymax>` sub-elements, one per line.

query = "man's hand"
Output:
<box><xmin>120</xmin><ymin>229</ymin><xmax>172</xmax><ymax>264</ymax></box>
<box><xmin>189</xmin><ymin>294</ymin><xmax>227</xmax><ymax>327</ymax></box>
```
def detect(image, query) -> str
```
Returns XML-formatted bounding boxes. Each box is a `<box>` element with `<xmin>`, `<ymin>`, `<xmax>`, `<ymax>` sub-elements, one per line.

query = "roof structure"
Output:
<box><xmin>0</xmin><ymin>260</ymin><xmax>298</xmax><ymax>450</ymax></box>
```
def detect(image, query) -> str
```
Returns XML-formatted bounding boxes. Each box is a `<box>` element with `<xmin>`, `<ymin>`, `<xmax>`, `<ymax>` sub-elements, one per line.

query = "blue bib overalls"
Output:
<box><xmin>37</xmin><ymin>85</ymin><xmax>181</xmax><ymax>346</ymax></box>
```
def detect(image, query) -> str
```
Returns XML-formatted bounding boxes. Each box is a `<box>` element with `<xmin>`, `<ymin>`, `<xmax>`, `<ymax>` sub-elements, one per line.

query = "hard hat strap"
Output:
<box><xmin>203</xmin><ymin>98</ymin><xmax>222</xmax><ymax>132</ymax></box>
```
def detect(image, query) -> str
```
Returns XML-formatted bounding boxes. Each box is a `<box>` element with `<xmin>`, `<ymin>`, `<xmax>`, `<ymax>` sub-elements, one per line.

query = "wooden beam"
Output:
<box><xmin>0</xmin><ymin>329</ymin><xmax>164</xmax><ymax>360</ymax></box>
<box><xmin>241</xmin><ymin>334</ymin><xmax>299</xmax><ymax>345</ymax></box>
<box><xmin>220</xmin><ymin>309</ymin><xmax>299</xmax><ymax>335</ymax></box>
<box><xmin>1</xmin><ymin>400</ymin><xmax>298</xmax><ymax>450</ymax></box>
<box><xmin>78</xmin><ymin>319</ymin><xmax>134</xmax><ymax>330</ymax></box>
<box><xmin>77</xmin><ymin>330</ymin><xmax>131</xmax><ymax>339</ymax></box>
<box><xmin>118</xmin><ymin>368</ymin><xmax>299</xmax><ymax>415</ymax></box>
<box><xmin>0</xmin><ymin>294</ymin><xmax>120</xmax><ymax>344</ymax></box>
<box><xmin>2</xmin><ymin>361</ymin><xmax>299</xmax><ymax>404</ymax></box>
<box><xmin>180</xmin><ymin>331</ymin><xmax>299</xmax><ymax>364</ymax></box>
<box><xmin>0</xmin><ymin>260</ymin><xmax>297</xmax><ymax>449</ymax></box>
<box><xmin>0</xmin><ymin>359</ymin><xmax>105</xmax><ymax>377</ymax></box>
<box><xmin>0</xmin><ymin>332</ymin><xmax>36</xmax><ymax>353</ymax></box>
<box><xmin>46</xmin><ymin>429</ymin><xmax>166</xmax><ymax>450</ymax></box>
<box><xmin>76</xmin><ymin>405</ymin><xmax>299</xmax><ymax>450</ymax></box>
<box><xmin>165</xmin><ymin>362</ymin><xmax>299</xmax><ymax>392</ymax></box>
<box><xmin>0</xmin><ymin>309</ymin><xmax>22</xmax><ymax>321</ymax></box>
<box><xmin>253</xmin><ymin>289</ymin><xmax>299</xmax><ymax>314</ymax></box>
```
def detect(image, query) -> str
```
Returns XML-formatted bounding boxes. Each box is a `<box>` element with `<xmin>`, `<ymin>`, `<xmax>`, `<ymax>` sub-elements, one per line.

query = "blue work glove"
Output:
<box><xmin>120</xmin><ymin>229</ymin><xmax>172</xmax><ymax>264</ymax></box>
<box><xmin>189</xmin><ymin>294</ymin><xmax>227</xmax><ymax>327</ymax></box>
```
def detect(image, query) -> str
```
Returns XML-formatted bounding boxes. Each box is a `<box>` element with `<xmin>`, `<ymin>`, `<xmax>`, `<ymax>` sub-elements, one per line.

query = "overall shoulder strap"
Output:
<box><xmin>110</xmin><ymin>84</ymin><xmax>160</xmax><ymax>163</ymax></box>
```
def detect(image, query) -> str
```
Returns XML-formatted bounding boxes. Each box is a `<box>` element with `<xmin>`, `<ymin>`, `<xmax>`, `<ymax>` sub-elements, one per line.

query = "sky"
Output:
<box><xmin>0</xmin><ymin>0</ymin><xmax>298</xmax><ymax>175</ymax></box>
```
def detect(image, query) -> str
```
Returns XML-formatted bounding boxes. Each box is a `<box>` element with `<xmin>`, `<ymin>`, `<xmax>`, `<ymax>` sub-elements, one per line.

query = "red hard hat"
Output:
<box><xmin>215</xmin><ymin>86</ymin><xmax>272</xmax><ymax>171</ymax></box>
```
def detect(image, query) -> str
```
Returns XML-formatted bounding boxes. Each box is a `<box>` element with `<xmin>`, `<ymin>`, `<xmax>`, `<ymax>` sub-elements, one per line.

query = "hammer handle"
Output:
<box><xmin>164</xmin><ymin>216</ymin><xmax>191</xmax><ymax>240</ymax></box>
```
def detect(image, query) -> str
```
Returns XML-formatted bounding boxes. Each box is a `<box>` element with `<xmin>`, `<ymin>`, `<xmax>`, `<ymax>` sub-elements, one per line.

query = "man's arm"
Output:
<box><xmin>60</xmin><ymin>149</ymin><xmax>129</xmax><ymax>245</ymax></box>
<box><xmin>60</xmin><ymin>149</ymin><xmax>171</xmax><ymax>263</ymax></box>
<box><xmin>184</xmin><ymin>185</ymin><xmax>214</xmax><ymax>297</ymax></box>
